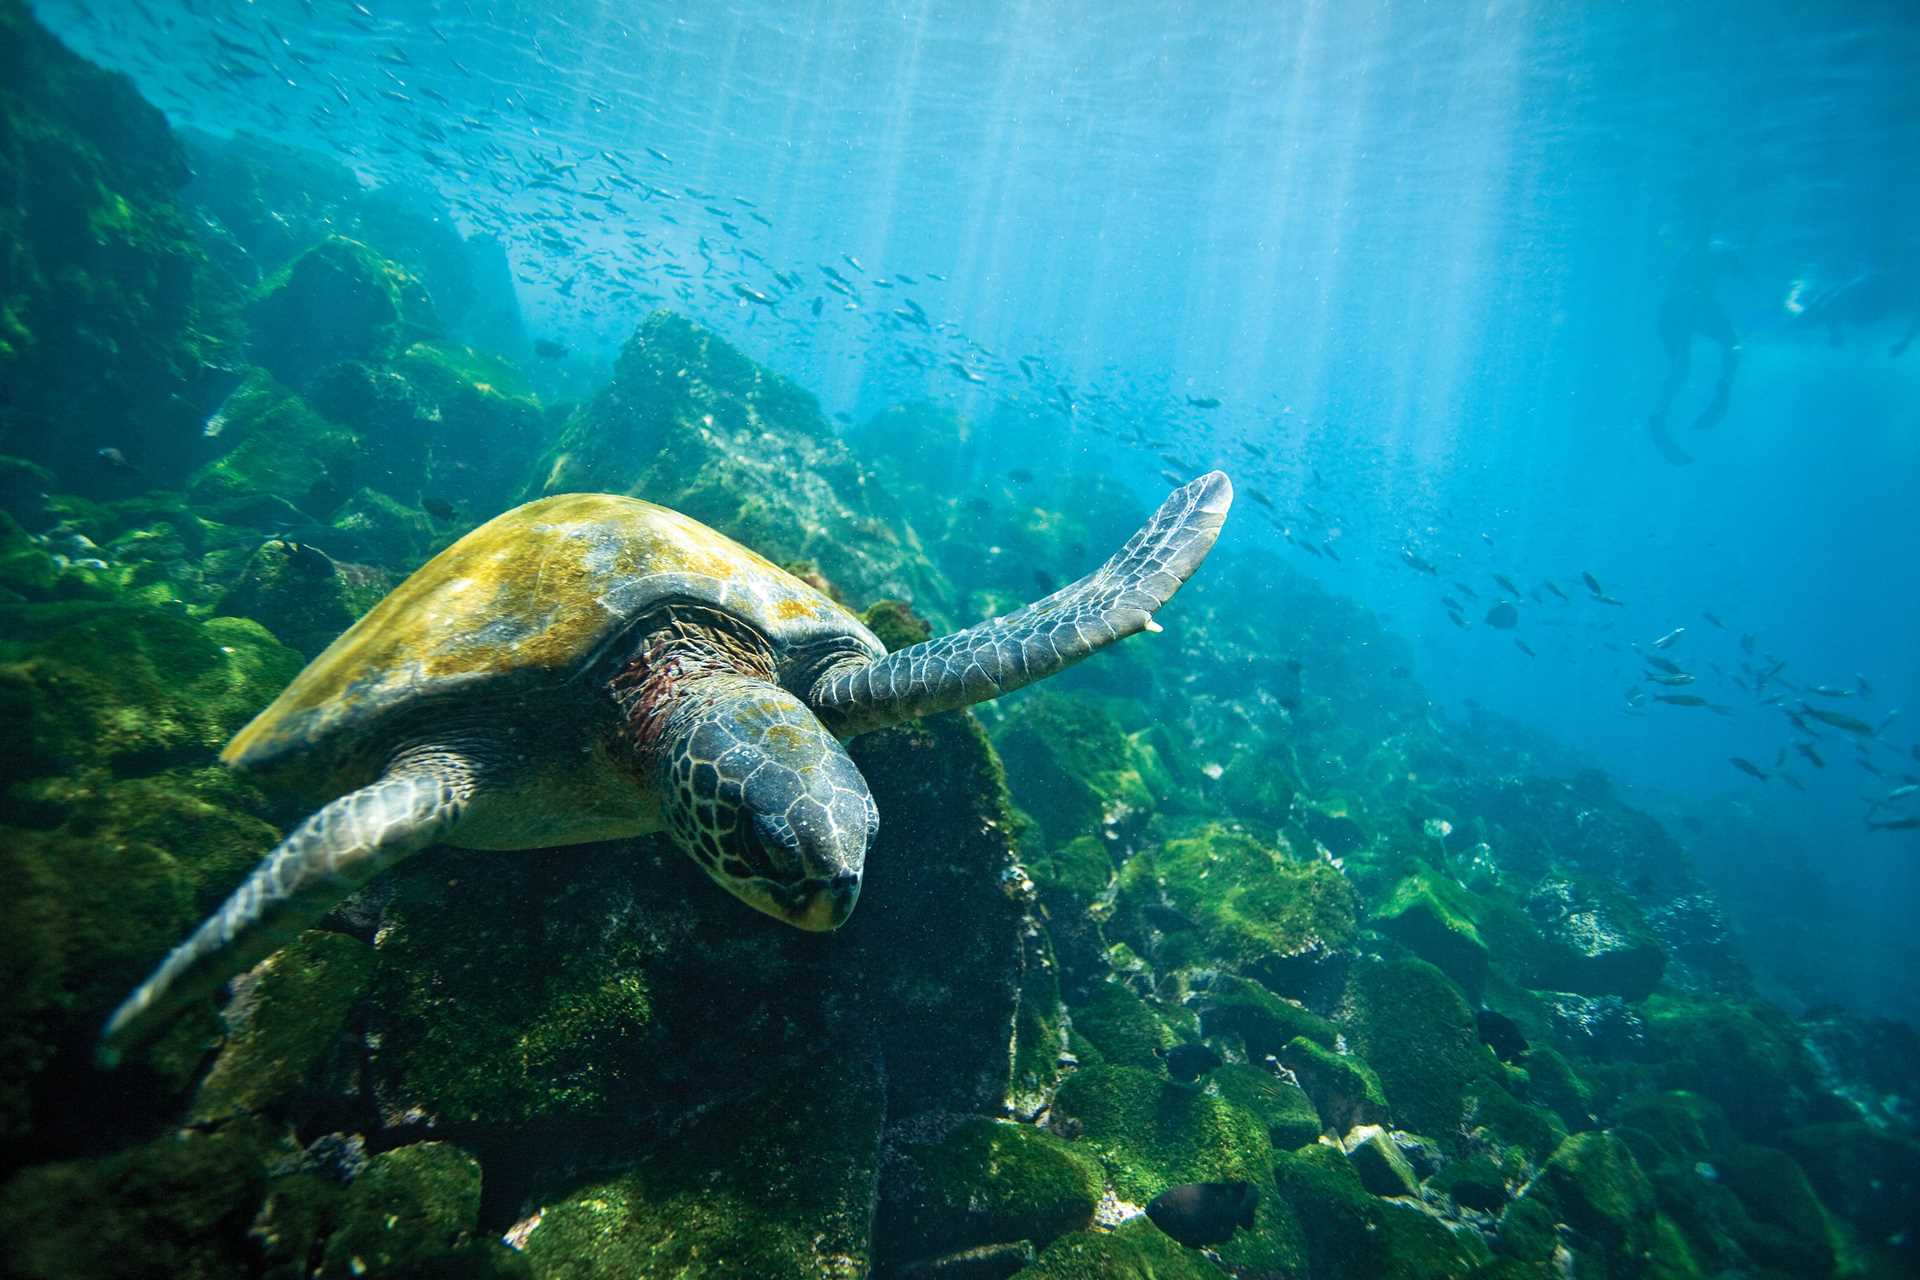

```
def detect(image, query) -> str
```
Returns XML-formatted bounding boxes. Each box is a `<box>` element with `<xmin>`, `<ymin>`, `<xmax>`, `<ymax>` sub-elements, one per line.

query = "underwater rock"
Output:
<box><xmin>1277</xmin><ymin>1037</ymin><xmax>1390</xmax><ymax>1134</ymax></box>
<box><xmin>215</xmin><ymin>538</ymin><xmax>386</xmax><ymax>658</ymax></box>
<box><xmin>990</xmin><ymin>693</ymin><xmax>1160</xmax><ymax>849</ymax></box>
<box><xmin>1523</xmin><ymin>875</ymin><xmax>1667</xmax><ymax>1000</ymax></box>
<box><xmin>318</xmin><ymin>1141</ymin><xmax>499</xmax><ymax>1279</ymax></box>
<box><xmin>1341</xmin><ymin>1125</ymin><xmax>1421</xmax><ymax>1198</ymax></box>
<box><xmin>187</xmin><ymin>370</ymin><xmax>364</xmax><ymax>521</ymax></box>
<box><xmin>0</xmin><ymin>0</ymin><xmax>219</xmax><ymax>488</ymax></box>
<box><xmin>1143</xmin><ymin>1178</ymin><xmax>1258</xmax><ymax>1248</ymax></box>
<box><xmin>1338</xmin><ymin>956</ymin><xmax>1504</xmax><ymax>1144</ymax></box>
<box><xmin>1067</xmin><ymin>979</ymin><xmax>1175</xmax><ymax>1071</ymax></box>
<box><xmin>527</xmin><ymin>311</ymin><xmax>948</xmax><ymax>608</ymax></box>
<box><xmin>0</xmin><ymin>1122</ymin><xmax>271</xmax><ymax>1279</ymax></box>
<box><xmin>1012</xmin><ymin>1216</ymin><xmax>1232</xmax><ymax>1280</ymax></box>
<box><xmin>1543</xmin><ymin>990</ymin><xmax>1646</xmax><ymax>1061</ymax></box>
<box><xmin>1643</xmin><ymin>995</ymin><xmax>1835</xmax><ymax>1140</ymax></box>
<box><xmin>1110</xmin><ymin>820</ymin><xmax>1358</xmax><ymax>1005</ymax></box>
<box><xmin>1495</xmin><ymin>1131</ymin><xmax>1692</xmax><ymax>1276</ymax></box>
<box><xmin>1270</xmin><ymin>1142</ymin><xmax>1490</xmax><ymax>1280</ymax></box>
<box><xmin>1210</xmin><ymin>1063</ymin><xmax>1323</xmax><ymax>1149</ymax></box>
<box><xmin>897</xmin><ymin>1241</ymin><xmax>1037</xmax><ymax>1280</ymax></box>
<box><xmin>1371</xmin><ymin>872</ymin><xmax>1491</xmax><ymax>998</ymax></box>
<box><xmin>248</xmin><ymin>236</ymin><xmax>439</xmax><ymax>390</ymax></box>
<box><xmin>1044</xmin><ymin>1065</ymin><xmax>1270</xmax><ymax>1206</ymax></box>
<box><xmin>874</xmin><ymin>1116</ymin><xmax>1102</xmax><ymax>1270</ymax></box>
<box><xmin>1196</xmin><ymin>972</ymin><xmax>1338</xmax><ymax>1061</ymax></box>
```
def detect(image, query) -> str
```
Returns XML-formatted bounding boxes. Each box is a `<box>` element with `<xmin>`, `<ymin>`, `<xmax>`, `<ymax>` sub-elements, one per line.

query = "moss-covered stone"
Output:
<box><xmin>1340</xmin><ymin>956</ymin><xmax>1502</xmax><ymax>1144</ymax></box>
<box><xmin>1012</xmin><ymin>1216</ymin><xmax>1230</xmax><ymax>1280</ymax></box>
<box><xmin>1069</xmin><ymin>980</ymin><xmax>1174</xmax><ymax>1071</ymax></box>
<box><xmin>1210</xmin><ymin>1063</ymin><xmax>1323</xmax><ymax>1149</ymax></box>
<box><xmin>1271</xmin><ymin>1142</ymin><xmax>1489</xmax><ymax>1279</ymax></box>
<box><xmin>1345</xmin><ymin>1125</ymin><xmax>1421</xmax><ymax>1197</ymax></box>
<box><xmin>1196</xmin><ymin>972</ymin><xmax>1337</xmax><ymax>1060</ymax></box>
<box><xmin>0</xmin><ymin>1124</ymin><xmax>269</xmax><ymax>1279</ymax></box>
<box><xmin>1429</xmin><ymin>1154</ymin><xmax>1509</xmax><ymax>1212</ymax></box>
<box><xmin>214</xmin><ymin>538</ymin><xmax>387</xmax><ymax>657</ymax></box>
<box><xmin>1497</xmin><ymin>1131</ymin><xmax>1701</xmax><ymax>1277</ymax></box>
<box><xmin>188</xmin><ymin>370</ymin><xmax>365</xmax><ymax>518</ymax></box>
<box><xmin>1113</xmin><ymin>821</ymin><xmax>1358</xmax><ymax>995</ymax></box>
<box><xmin>1279</xmin><ymin>1036</ymin><xmax>1391</xmax><ymax>1133</ymax></box>
<box><xmin>249</xmin><ymin>236</ymin><xmax>438</xmax><ymax>388</ymax></box>
<box><xmin>991</xmin><ymin>694</ymin><xmax>1158</xmax><ymax>847</ymax></box>
<box><xmin>517</xmin><ymin>1055</ymin><xmax>884</xmax><ymax>1279</ymax></box>
<box><xmin>1373</xmin><ymin>873</ymin><xmax>1490</xmax><ymax>998</ymax></box>
<box><xmin>1046</xmin><ymin>1065</ymin><xmax>1269</xmax><ymax>1204</ymax></box>
<box><xmin>189</xmin><ymin>929</ymin><xmax>374</xmax><ymax>1122</ymax></box>
<box><xmin>1522</xmin><ymin>876</ymin><xmax>1666</xmax><ymax>1001</ymax></box>
<box><xmin>1026</xmin><ymin>834</ymin><xmax>1115</xmax><ymax>905</ymax></box>
<box><xmin>1642</xmin><ymin>996</ymin><xmax>1825</xmax><ymax>1140</ymax></box>
<box><xmin>1781</xmin><ymin>1121</ymin><xmax>1920</xmax><ymax>1244</ymax></box>
<box><xmin>877</xmin><ymin>1118</ymin><xmax>1103</xmax><ymax>1268</ymax></box>
<box><xmin>319</xmin><ymin>1142</ymin><xmax>486</xmax><ymax>1278</ymax></box>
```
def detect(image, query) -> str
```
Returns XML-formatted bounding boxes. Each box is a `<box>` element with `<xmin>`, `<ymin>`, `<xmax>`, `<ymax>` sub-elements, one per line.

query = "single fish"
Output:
<box><xmin>1653</xmin><ymin>627</ymin><xmax>1686</xmax><ymax>649</ymax></box>
<box><xmin>1493</xmin><ymin>573</ymin><xmax>1521</xmax><ymax>597</ymax></box>
<box><xmin>1160</xmin><ymin>1041</ymin><xmax>1223</xmax><ymax>1083</ymax></box>
<box><xmin>1801</xmin><ymin>704</ymin><xmax>1875</xmax><ymax>736</ymax></box>
<box><xmin>1185</xmin><ymin>395</ymin><xmax>1221</xmax><ymax>410</ymax></box>
<box><xmin>1645</xmin><ymin>673</ymin><xmax>1695</xmax><ymax>687</ymax></box>
<box><xmin>1145</xmin><ymin>1181</ymin><xmax>1259</xmax><ymax>1248</ymax></box>
<box><xmin>1729</xmin><ymin>757</ymin><xmax>1768</xmax><ymax>782</ymax></box>
<box><xmin>1514</xmin><ymin>639</ymin><xmax>1536</xmax><ymax>657</ymax></box>
<box><xmin>532</xmin><ymin>338</ymin><xmax>567</xmax><ymax>359</ymax></box>
<box><xmin>1401</xmin><ymin>548</ymin><xmax>1439</xmax><ymax>576</ymax></box>
<box><xmin>1484</xmin><ymin>601</ymin><xmax>1519</xmax><ymax>630</ymax></box>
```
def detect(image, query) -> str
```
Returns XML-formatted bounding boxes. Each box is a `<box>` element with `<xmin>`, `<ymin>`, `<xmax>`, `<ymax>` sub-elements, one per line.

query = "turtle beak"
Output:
<box><xmin>794</xmin><ymin>871</ymin><xmax>861</xmax><ymax>932</ymax></box>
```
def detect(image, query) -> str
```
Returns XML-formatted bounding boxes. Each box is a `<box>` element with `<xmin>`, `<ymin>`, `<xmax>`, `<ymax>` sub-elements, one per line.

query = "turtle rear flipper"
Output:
<box><xmin>98</xmin><ymin>752</ymin><xmax>476</xmax><ymax>1066</ymax></box>
<box><xmin>811</xmin><ymin>471</ymin><xmax>1232</xmax><ymax>736</ymax></box>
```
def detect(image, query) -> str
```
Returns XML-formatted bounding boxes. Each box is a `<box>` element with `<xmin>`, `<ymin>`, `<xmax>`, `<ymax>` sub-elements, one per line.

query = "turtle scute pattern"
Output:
<box><xmin>661</xmin><ymin>676</ymin><xmax>877</xmax><ymax>894</ymax></box>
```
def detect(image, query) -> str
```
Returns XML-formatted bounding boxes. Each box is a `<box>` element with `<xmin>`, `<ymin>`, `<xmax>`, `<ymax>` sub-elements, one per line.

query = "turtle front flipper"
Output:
<box><xmin>811</xmin><ymin>471</ymin><xmax>1232</xmax><ymax>736</ymax></box>
<box><xmin>97</xmin><ymin>751</ymin><xmax>477</xmax><ymax>1066</ymax></box>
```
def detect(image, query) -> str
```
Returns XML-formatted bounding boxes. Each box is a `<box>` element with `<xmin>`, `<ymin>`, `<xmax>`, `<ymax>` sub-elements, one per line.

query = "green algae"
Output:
<box><xmin>1339</xmin><ymin>956</ymin><xmax>1503</xmax><ymax>1144</ymax></box>
<box><xmin>190</xmin><ymin>929</ymin><xmax>374</xmax><ymax>1123</ymax></box>
<box><xmin>1046</xmin><ymin>1065</ymin><xmax>1270</xmax><ymax>1203</ymax></box>
<box><xmin>1196</xmin><ymin>972</ymin><xmax>1337</xmax><ymax>1058</ymax></box>
<box><xmin>1373</xmin><ymin>872</ymin><xmax>1491</xmax><ymax>998</ymax></box>
<box><xmin>1068</xmin><ymin>980</ymin><xmax>1175</xmax><ymax>1071</ymax></box>
<box><xmin>1209</xmin><ymin>1062</ymin><xmax>1323</xmax><ymax>1149</ymax></box>
<box><xmin>1012</xmin><ymin>1216</ymin><xmax>1230</xmax><ymax>1280</ymax></box>
<box><xmin>877</xmin><ymin>1117</ymin><xmax>1103</xmax><ymax>1267</ymax></box>
<box><xmin>1270</xmin><ymin>1142</ymin><xmax>1489</xmax><ymax>1280</ymax></box>
<box><xmin>1279</xmin><ymin>1035</ymin><xmax>1391</xmax><ymax>1133</ymax></box>
<box><xmin>991</xmin><ymin>693</ymin><xmax>1158</xmax><ymax>847</ymax></box>
<box><xmin>249</xmin><ymin>235</ymin><xmax>438</xmax><ymax>388</ymax></box>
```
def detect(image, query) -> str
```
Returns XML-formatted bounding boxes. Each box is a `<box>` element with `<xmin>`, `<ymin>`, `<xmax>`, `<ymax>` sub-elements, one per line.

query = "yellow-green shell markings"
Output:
<box><xmin>224</xmin><ymin>493</ymin><xmax>883</xmax><ymax>777</ymax></box>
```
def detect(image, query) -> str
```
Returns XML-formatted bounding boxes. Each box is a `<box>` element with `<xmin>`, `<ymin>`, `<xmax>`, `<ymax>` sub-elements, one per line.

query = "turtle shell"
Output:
<box><xmin>223</xmin><ymin>493</ymin><xmax>884</xmax><ymax>776</ymax></box>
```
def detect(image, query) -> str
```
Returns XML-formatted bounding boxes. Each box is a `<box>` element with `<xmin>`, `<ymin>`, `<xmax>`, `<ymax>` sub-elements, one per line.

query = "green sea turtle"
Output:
<box><xmin>100</xmin><ymin>472</ymin><xmax>1232</xmax><ymax>1061</ymax></box>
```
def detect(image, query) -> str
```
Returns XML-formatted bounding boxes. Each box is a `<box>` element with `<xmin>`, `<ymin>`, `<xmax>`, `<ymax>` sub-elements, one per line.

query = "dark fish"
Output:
<box><xmin>1544</xmin><ymin>580</ymin><xmax>1569</xmax><ymax>602</ymax></box>
<box><xmin>1801</xmin><ymin>704</ymin><xmax>1875</xmax><ymax>736</ymax></box>
<box><xmin>1185</xmin><ymin>395</ymin><xmax>1221</xmax><ymax>410</ymax></box>
<box><xmin>1645</xmin><ymin>673</ymin><xmax>1695</xmax><ymax>687</ymax></box>
<box><xmin>1493</xmin><ymin>574</ymin><xmax>1521</xmax><ymax>597</ymax></box>
<box><xmin>1514</xmin><ymin>639</ymin><xmax>1536</xmax><ymax>658</ymax></box>
<box><xmin>278</xmin><ymin>539</ymin><xmax>333</xmax><ymax>577</ymax></box>
<box><xmin>1655</xmin><ymin>694</ymin><xmax>1712</xmax><ymax>708</ymax></box>
<box><xmin>1809</xmin><ymin>684</ymin><xmax>1853</xmax><ymax>698</ymax></box>
<box><xmin>532</xmin><ymin>338</ymin><xmax>568</xmax><ymax>359</ymax></box>
<box><xmin>1868</xmin><ymin>816</ymin><xmax>1920</xmax><ymax>831</ymax></box>
<box><xmin>1582</xmin><ymin>571</ymin><xmax>1604</xmax><ymax>596</ymax></box>
<box><xmin>421</xmin><ymin>497</ymin><xmax>458</xmax><ymax>521</ymax></box>
<box><xmin>1653</xmin><ymin>627</ymin><xmax>1685</xmax><ymax>649</ymax></box>
<box><xmin>95</xmin><ymin>446</ymin><xmax>137</xmax><ymax>471</ymax></box>
<box><xmin>1442</xmin><ymin>596</ymin><xmax>1464</xmax><ymax>612</ymax></box>
<box><xmin>1729</xmin><ymin>757</ymin><xmax>1768</xmax><ymax>782</ymax></box>
<box><xmin>1008</xmin><ymin>468</ymin><xmax>1035</xmax><ymax>484</ymax></box>
<box><xmin>1796</xmin><ymin>742</ymin><xmax>1826</xmax><ymax>769</ymax></box>
<box><xmin>1475</xmin><ymin>1009</ymin><xmax>1528</xmax><ymax>1062</ymax></box>
<box><xmin>1645</xmin><ymin>655</ymin><xmax>1684</xmax><ymax>675</ymax></box>
<box><xmin>1484</xmin><ymin>602</ymin><xmax>1519</xmax><ymax>630</ymax></box>
<box><xmin>1401</xmin><ymin>548</ymin><xmax>1439</xmax><ymax>576</ymax></box>
<box><xmin>1160</xmin><ymin>1041</ymin><xmax>1223</xmax><ymax>1083</ymax></box>
<box><xmin>1275</xmin><ymin>658</ymin><xmax>1303</xmax><ymax>711</ymax></box>
<box><xmin>1145</xmin><ymin>1181</ymin><xmax>1258</xmax><ymax>1248</ymax></box>
<box><xmin>1702</xmin><ymin>611</ymin><xmax>1725</xmax><ymax>629</ymax></box>
<box><xmin>1452</xmin><ymin>581</ymin><xmax>1480</xmax><ymax>600</ymax></box>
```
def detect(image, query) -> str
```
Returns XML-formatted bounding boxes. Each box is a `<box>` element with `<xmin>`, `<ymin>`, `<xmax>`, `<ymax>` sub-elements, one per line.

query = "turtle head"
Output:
<box><xmin>656</xmin><ymin>675</ymin><xmax>876</xmax><ymax>931</ymax></box>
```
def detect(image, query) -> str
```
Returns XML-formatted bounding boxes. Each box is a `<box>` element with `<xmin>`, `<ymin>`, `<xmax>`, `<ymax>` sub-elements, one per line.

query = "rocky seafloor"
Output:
<box><xmin>1</xmin><ymin>5</ymin><xmax>1917</xmax><ymax>1277</ymax></box>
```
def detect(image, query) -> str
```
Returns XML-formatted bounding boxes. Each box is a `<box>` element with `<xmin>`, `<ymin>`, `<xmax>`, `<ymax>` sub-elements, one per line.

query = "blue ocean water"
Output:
<box><xmin>34</xmin><ymin>0</ymin><xmax>1920</xmax><ymax>1022</ymax></box>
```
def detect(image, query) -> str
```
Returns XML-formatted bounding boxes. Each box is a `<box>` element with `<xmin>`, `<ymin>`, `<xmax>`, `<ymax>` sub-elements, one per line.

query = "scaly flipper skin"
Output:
<box><xmin>97</xmin><ymin>751</ymin><xmax>476</xmax><ymax>1065</ymax></box>
<box><xmin>811</xmin><ymin>471</ymin><xmax>1233</xmax><ymax>737</ymax></box>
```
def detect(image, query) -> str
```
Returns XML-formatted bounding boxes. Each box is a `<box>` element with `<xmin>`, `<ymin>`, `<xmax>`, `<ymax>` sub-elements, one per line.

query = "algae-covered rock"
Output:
<box><xmin>188</xmin><ymin>369</ymin><xmax>363</xmax><ymax>519</ymax></box>
<box><xmin>516</xmin><ymin>1053</ymin><xmax>883</xmax><ymax>1280</ymax></box>
<box><xmin>1497</xmin><ymin>1131</ymin><xmax>1691</xmax><ymax>1277</ymax></box>
<box><xmin>528</xmin><ymin>311</ymin><xmax>945</xmax><ymax>608</ymax></box>
<box><xmin>214</xmin><ymin>538</ymin><xmax>388</xmax><ymax>657</ymax></box>
<box><xmin>1523</xmin><ymin>876</ymin><xmax>1666</xmax><ymax>1000</ymax></box>
<box><xmin>1279</xmin><ymin>1036</ymin><xmax>1391</xmax><ymax>1133</ymax></box>
<box><xmin>1782</xmin><ymin>1120</ymin><xmax>1920</xmax><ymax>1243</ymax></box>
<box><xmin>1373</xmin><ymin>872</ymin><xmax>1490</xmax><ymax>998</ymax></box>
<box><xmin>1642</xmin><ymin>995</ymin><xmax>1827</xmax><ymax>1139</ymax></box>
<box><xmin>1339</xmin><ymin>956</ymin><xmax>1502</xmax><ymax>1144</ymax></box>
<box><xmin>1068</xmin><ymin>980</ymin><xmax>1174</xmax><ymax>1071</ymax></box>
<box><xmin>249</xmin><ymin>236</ymin><xmax>438</xmax><ymax>388</ymax></box>
<box><xmin>1046</xmin><ymin>1065</ymin><xmax>1269</xmax><ymax>1203</ymax></box>
<box><xmin>1270</xmin><ymin>1142</ymin><xmax>1489</xmax><ymax>1280</ymax></box>
<box><xmin>0</xmin><ymin>1124</ymin><xmax>269</xmax><ymax>1280</ymax></box>
<box><xmin>1197</xmin><ymin>971</ymin><xmax>1337</xmax><ymax>1060</ymax></box>
<box><xmin>317</xmin><ymin>1142</ymin><xmax>495</xmax><ymax>1278</ymax></box>
<box><xmin>1210</xmin><ymin>1063</ymin><xmax>1323</xmax><ymax>1149</ymax></box>
<box><xmin>991</xmin><ymin>693</ymin><xmax>1158</xmax><ymax>847</ymax></box>
<box><xmin>876</xmin><ymin>1117</ymin><xmax>1103</xmax><ymax>1269</ymax></box>
<box><xmin>1012</xmin><ymin>1216</ymin><xmax>1229</xmax><ymax>1280</ymax></box>
<box><xmin>1344</xmin><ymin>1124</ymin><xmax>1421</xmax><ymax>1198</ymax></box>
<box><xmin>189</xmin><ymin>930</ymin><xmax>375</xmax><ymax>1123</ymax></box>
<box><xmin>1112</xmin><ymin>820</ymin><xmax>1358</xmax><ymax>1000</ymax></box>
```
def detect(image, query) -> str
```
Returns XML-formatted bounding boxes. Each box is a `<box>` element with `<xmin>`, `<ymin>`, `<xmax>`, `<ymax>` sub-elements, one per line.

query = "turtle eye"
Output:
<box><xmin>741</xmin><ymin>814</ymin><xmax>799</xmax><ymax>880</ymax></box>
